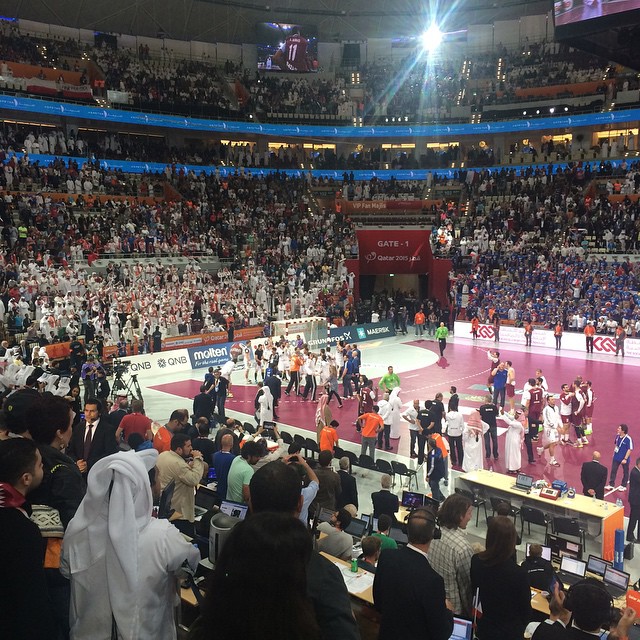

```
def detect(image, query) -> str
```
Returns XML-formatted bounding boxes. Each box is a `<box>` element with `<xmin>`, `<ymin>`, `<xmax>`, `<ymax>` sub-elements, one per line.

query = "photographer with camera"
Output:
<box><xmin>80</xmin><ymin>356</ymin><xmax>104</xmax><ymax>403</ymax></box>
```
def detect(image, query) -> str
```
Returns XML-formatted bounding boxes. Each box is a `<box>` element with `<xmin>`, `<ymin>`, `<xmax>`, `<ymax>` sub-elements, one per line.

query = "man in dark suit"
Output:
<box><xmin>580</xmin><ymin>451</ymin><xmax>608</xmax><ymax>500</ymax></box>
<box><xmin>374</xmin><ymin>506</ymin><xmax>453</xmax><ymax>640</ymax></box>
<box><xmin>67</xmin><ymin>398</ymin><xmax>118</xmax><ymax>476</ymax></box>
<box><xmin>336</xmin><ymin>456</ymin><xmax>358</xmax><ymax>510</ymax></box>
<box><xmin>371</xmin><ymin>474</ymin><xmax>399</xmax><ymax>522</ymax></box>
<box><xmin>263</xmin><ymin>371</ymin><xmax>282</xmax><ymax>420</ymax></box>
<box><xmin>108</xmin><ymin>398</ymin><xmax>129</xmax><ymax>428</ymax></box>
<box><xmin>627</xmin><ymin>457</ymin><xmax>640</xmax><ymax>542</ymax></box>
<box><xmin>192</xmin><ymin>384</ymin><xmax>214</xmax><ymax>423</ymax></box>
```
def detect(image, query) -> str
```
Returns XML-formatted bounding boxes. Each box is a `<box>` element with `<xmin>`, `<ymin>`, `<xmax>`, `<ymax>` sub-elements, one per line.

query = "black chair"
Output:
<box><xmin>552</xmin><ymin>516</ymin><xmax>587</xmax><ymax>549</ymax></box>
<box><xmin>391</xmin><ymin>460</ymin><xmax>418</xmax><ymax>491</ymax></box>
<box><xmin>333</xmin><ymin>446</ymin><xmax>345</xmax><ymax>460</ymax></box>
<box><xmin>280</xmin><ymin>430</ymin><xmax>294</xmax><ymax>445</ymax></box>
<box><xmin>520</xmin><ymin>505</ymin><xmax>550</xmax><ymax>539</ymax></box>
<box><xmin>304</xmin><ymin>438</ymin><xmax>320</xmax><ymax>460</ymax></box>
<box><xmin>489</xmin><ymin>496</ymin><xmax>520</xmax><ymax>524</ymax></box>
<box><xmin>243</xmin><ymin>421</ymin><xmax>256</xmax><ymax>435</ymax></box>
<box><xmin>157</xmin><ymin>480</ymin><xmax>175</xmax><ymax>520</ymax></box>
<box><xmin>376</xmin><ymin>458</ymin><xmax>395</xmax><ymax>484</ymax></box>
<box><xmin>293</xmin><ymin>434</ymin><xmax>305</xmax><ymax>450</ymax></box>
<box><xmin>454</xmin><ymin>487</ymin><xmax>488</xmax><ymax>527</ymax></box>
<box><xmin>358</xmin><ymin>454</ymin><xmax>377</xmax><ymax>471</ymax></box>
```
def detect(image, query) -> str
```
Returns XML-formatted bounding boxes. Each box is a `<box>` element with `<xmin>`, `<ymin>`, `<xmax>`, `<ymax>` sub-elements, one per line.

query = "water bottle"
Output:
<box><xmin>489</xmin><ymin>465</ymin><xmax>493</xmax><ymax>474</ymax></box>
<box><xmin>616</xmin><ymin>498</ymin><xmax>623</xmax><ymax>508</ymax></box>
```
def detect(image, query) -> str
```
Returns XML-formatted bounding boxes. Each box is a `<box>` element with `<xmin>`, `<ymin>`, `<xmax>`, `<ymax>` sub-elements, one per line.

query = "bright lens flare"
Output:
<box><xmin>421</xmin><ymin>24</ymin><xmax>442</xmax><ymax>51</ymax></box>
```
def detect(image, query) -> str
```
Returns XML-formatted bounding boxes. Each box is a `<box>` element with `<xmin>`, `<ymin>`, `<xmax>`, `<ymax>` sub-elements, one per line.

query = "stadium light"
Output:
<box><xmin>421</xmin><ymin>24</ymin><xmax>443</xmax><ymax>51</ymax></box>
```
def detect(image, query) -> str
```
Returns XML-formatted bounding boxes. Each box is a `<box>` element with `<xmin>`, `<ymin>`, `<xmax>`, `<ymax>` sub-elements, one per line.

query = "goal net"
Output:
<box><xmin>270</xmin><ymin>317</ymin><xmax>329</xmax><ymax>350</ymax></box>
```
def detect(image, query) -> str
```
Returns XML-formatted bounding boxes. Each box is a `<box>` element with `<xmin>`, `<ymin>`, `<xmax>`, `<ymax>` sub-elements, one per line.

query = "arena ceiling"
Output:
<box><xmin>2</xmin><ymin>0</ymin><xmax>551</xmax><ymax>43</ymax></box>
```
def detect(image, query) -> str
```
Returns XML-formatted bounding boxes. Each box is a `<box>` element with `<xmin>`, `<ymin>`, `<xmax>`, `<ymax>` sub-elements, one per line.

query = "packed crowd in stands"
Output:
<box><xmin>442</xmin><ymin>161</ymin><xmax>640</xmax><ymax>330</ymax></box>
<box><xmin>0</xmin><ymin>170</ymin><xmax>363</xmax><ymax>352</ymax></box>
<box><xmin>1</xmin><ymin>24</ymin><xmax>639</xmax><ymax>127</ymax></box>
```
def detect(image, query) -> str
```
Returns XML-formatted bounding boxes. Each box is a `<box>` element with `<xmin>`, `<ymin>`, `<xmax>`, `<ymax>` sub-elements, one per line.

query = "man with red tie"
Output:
<box><xmin>67</xmin><ymin>398</ymin><xmax>118</xmax><ymax>475</ymax></box>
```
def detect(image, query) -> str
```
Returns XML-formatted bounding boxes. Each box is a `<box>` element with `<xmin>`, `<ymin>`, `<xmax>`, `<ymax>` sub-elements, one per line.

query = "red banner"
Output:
<box><xmin>356</xmin><ymin>229</ymin><xmax>431</xmax><ymax>274</ymax></box>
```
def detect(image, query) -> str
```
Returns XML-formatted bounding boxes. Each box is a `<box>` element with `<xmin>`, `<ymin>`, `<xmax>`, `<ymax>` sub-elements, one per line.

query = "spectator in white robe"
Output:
<box><xmin>501</xmin><ymin>409</ymin><xmax>525</xmax><ymax>474</ymax></box>
<box><xmin>462</xmin><ymin>410</ymin><xmax>489</xmax><ymax>473</ymax></box>
<box><xmin>388</xmin><ymin>386</ymin><xmax>403</xmax><ymax>439</ymax></box>
<box><xmin>60</xmin><ymin>449</ymin><xmax>199</xmax><ymax>640</ymax></box>
<box><xmin>256</xmin><ymin>383</ymin><xmax>274</xmax><ymax>427</ymax></box>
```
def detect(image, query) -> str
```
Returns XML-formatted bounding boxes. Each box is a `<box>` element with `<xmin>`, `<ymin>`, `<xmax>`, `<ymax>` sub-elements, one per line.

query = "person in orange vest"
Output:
<box><xmin>319</xmin><ymin>420</ymin><xmax>340</xmax><ymax>454</ymax></box>
<box><xmin>553</xmin><ymin>321</ymin><xmax>563</xmax><ymax>351</ymax></box>
<box><xmin>584</xmin><ymin>321</ymin><xmax>596</xmax><ymax>353</ymax></box>
<box><xmin>470</xmin><ymin>316</ymin><xmax>479</xmax><ymax>340</ymax></box>
<box><xmin>615</xmin><ymin>325</ymin><xmax>626</xmax><ymax>357</ymax></box>
<box><xmin>431</xmin><ymin>432</ymin><xmax>450</xmax><ymax>487</ymax></box>
<box><xmin>284</xmin><ymin>347</ymin><xmax>303</xmax><ymax>396</ymax></box>
<box><xmin>414</xmin><ymin>307</ymin><xmax>426</xmax><ymax>338</ymax></box>
<box><xmin>524</xmin><ymin>321</ymin><xmax>533</xmax><ymax>347</ymax></box>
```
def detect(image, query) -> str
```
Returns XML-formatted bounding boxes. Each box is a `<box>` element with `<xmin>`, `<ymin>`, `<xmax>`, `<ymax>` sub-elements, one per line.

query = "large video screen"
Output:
<box><xmin>554</xmin><ymin>0</ymin><xmax>640</xmax><ymax>27</ymax></box>
<box><xmin>256</xmin><ymin>23</ymin><xmax>318</xmax><ymax>72</ymax></box>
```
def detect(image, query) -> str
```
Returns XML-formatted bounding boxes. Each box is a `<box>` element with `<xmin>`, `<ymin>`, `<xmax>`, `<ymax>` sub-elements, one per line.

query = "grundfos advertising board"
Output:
<box><xmin>356</xmin><ymin>229</ymin><xmax>431</xmax><ymax>274</ymax></box>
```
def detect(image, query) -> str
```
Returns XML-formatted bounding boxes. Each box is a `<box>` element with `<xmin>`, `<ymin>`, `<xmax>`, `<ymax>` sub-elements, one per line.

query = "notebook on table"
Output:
<box><xmin>603</xmin><ymin>565</ymin><xmax>630</xmax><ymax>598</ymax></box>
<box><xmin>194</xmin><ymin>486</ymin><xmax>218</xmax><ymax>517</ymax></box>
<box><xmin>511</xmin><ymin>473</ymin><xmax>534</xmax><ymax>492</ymax></box>
<box><xmin>557</xmin><ymin>556</ymin><xmax>587</xmax><ymax>586</ymax></box>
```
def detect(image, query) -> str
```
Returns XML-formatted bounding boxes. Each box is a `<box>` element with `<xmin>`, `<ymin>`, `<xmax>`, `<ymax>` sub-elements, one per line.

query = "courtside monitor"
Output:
<box><xmin>546</xmin><ymin>533</ymin><xmax>583</xmax><ymax>561</ymax></box>
<box><xmin>401</xmin><ymin>490</ymin><xmax>425</xmax><ymax>509</ymax></box>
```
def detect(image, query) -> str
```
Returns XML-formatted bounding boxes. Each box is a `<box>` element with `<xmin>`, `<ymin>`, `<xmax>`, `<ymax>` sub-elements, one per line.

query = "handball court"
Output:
<box><xmin>145</xmin><ymin>333</ymin><xmax>635</xmax><ymax>509</ymax></box>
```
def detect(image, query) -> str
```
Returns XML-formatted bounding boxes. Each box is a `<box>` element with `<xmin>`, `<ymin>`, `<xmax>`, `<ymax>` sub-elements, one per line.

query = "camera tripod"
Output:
<box><xmin>111</xmin><ymin>371</ymin><xmax>143</xmax><ymax>401</ymax></box>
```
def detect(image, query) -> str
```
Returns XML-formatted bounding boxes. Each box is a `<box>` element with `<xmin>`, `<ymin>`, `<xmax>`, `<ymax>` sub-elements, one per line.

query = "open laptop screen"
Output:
<box><xmin>587</xmin><ymin>555</ymin><xmax>611</xmax><ymax>578</ymax></box>
<box><xmin>219</xmin><ymin>500</ymin><xmax>248</xmax><ymax>520</ymax></box>
<box><xmin>560</xmin><ymin>556</ymin><xmax>586</xmax><ymax>577</ymax></box>
<box><xmin>195</xmin><ymin>486</ymin><xmax>218</xmax><ymax>511</ymax></box>
<box><xmin>344</xmin><ymin>517</ymin><xmax>368</xmax><ymax>539</ymax></box>
<box><xmin>450</xmin><ymin>616</ymin><xmax>473</xmax><ymax>640</ymax></box>
<box><xmin>604</xmin><ymin>565</ymin><xmax>630</xmax><ymax>590</ymax></box>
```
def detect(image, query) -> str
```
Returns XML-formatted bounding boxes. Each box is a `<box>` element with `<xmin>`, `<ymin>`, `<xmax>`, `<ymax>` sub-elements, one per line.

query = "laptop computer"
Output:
<box><xmin>557</xmin><ymin>556</ymin><xmax>587</xmax><ymax>586</ymax></box>
<box><xmin>511</xmin><ymin>473</ymin><xmax>534</xmax><ymax>492</ymax></box>
<box><xmin>449</xmin><ymin>616</ymin><xmax>474</xmax><ymax>640</ymax></box>
<box><xmin>603</xmin><ymin>565</ymin><xmax>631</xmax><ymax>598</ymax></box>
<box><xmin>219</xmin><ymin>500</ymin><xmax>249</xmax><ymax>521</ymax></box>
<box><xmin>317</xmin><ymin>507</ymin><xmax>335</xmax><ymax>524</ymax></box>
<box><xmin>388</xmin><ymin>525</ymin><xmax>408</xmax><ymax>545</ymax></box>
<box><xmin>194</xmin><ymin>486</ymin><xmax>218</xmax><ymax>517</ymax></box>
<box><xmin>586</xmin><ymin>554</ymin><xmax>612</xmax><ymax>578</ymax></box>
<box><xmin>344</xmin><ymin>517</ymin><xmax>368</xmax><ymax>540</ymax></box>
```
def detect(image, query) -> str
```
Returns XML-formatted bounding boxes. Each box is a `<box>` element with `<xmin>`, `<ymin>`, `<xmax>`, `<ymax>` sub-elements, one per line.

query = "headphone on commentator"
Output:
<box><xmin>402</xmin><ymin>505</ymin><xmax>442</xmax><ymax>540</ymax></box>
<box><xmin>563</xmin><ymin>578</ymin><xmax>617</xmax><ymax>629</ymax></box>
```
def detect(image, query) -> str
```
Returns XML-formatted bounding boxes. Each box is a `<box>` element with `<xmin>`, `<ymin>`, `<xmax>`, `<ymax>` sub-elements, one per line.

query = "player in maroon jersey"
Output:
<box><xmin>284</xmin><ymin>33</ymin><xmax>309</xmax><ymax>71</ymax></box>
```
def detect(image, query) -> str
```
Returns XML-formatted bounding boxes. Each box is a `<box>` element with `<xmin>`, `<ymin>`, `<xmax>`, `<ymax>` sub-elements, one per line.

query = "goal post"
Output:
<box><xmin>270</xmin><ymin>317</ymin><xmax>329</xmax><ymax>350</ymax></box>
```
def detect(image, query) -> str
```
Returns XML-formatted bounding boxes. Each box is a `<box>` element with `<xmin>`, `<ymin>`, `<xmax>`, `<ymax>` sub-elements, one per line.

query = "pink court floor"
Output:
<box><xmin>150</xmin><ymin>338</ymin><xmax>635</xmax><ymax>509</ymax></box>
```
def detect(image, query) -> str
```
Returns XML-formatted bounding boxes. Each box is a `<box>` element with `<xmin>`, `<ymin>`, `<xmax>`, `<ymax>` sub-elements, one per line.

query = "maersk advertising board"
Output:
<box><xmin>329</xmin><ymin>321</ymin><xmax>396</xmax><ymax>344</ymax></box>
<box><xmin>188</xmin><ymin>341</ymin><xmax>246</xmax><ymax>369</ymax></box>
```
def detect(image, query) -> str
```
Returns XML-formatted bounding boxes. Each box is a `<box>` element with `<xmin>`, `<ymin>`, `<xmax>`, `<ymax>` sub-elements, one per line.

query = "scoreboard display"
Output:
<box><xmin>256</xmin><ymin>23</ymin><xmax>318</xmax><ymax>73</ymax></box>
<box><xmin>554</xmin><ymin>0</ymin><xmax>640</xmax><ymax>69</ymax></box>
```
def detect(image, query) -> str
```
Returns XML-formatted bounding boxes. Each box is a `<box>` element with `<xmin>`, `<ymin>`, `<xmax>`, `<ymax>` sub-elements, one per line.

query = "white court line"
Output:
<box><xmin>405</xmin><ymin>374</ymin><xmax>419</xmax><ymax>378</ymax></box>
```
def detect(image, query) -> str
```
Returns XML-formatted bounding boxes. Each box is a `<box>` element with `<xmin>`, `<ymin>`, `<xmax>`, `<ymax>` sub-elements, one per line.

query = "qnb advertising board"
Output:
<box><xmin>119</xmin><ymin>350</ymin><xmax>192</xmax><ymax>375</ymax></box>
<box><xmin>356</xmin><ymin>229</ymin><xmax>431</xmax><ymax>274</ymax></box>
